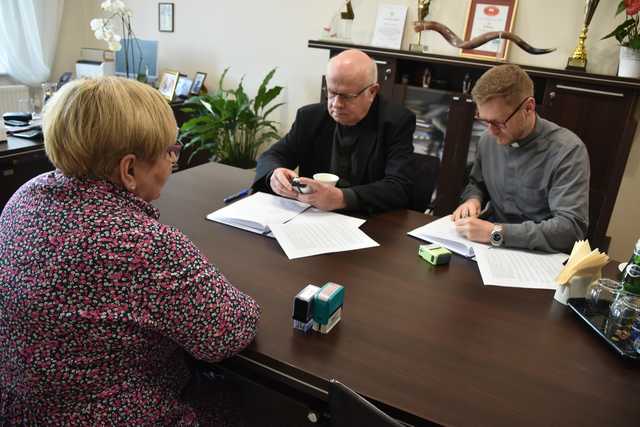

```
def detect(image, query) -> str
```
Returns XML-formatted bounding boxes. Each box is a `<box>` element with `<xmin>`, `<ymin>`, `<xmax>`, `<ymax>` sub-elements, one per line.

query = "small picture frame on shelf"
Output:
<box><xmin>158</xmin><ymin>2</ymin><xmax>174</xmax><ymax>33</ymax></box>
<box><xmin>158</xmin><ymin>70</ymin><xmax>179</xmax><ymax>101</ymax></box>
<box><xmin>190</xmin><ymin>71</ymin><xmax>207</xmax><ymax>95</ymax></box>
<box><xmin>174</xmin><ymin>74</ymin><xmax>192</xmax><ymax>99</ymax></box>
<box><xmin>461</xmin><ymin>0</ymin><xmax>518</xmax><ymax>60</ymax></box>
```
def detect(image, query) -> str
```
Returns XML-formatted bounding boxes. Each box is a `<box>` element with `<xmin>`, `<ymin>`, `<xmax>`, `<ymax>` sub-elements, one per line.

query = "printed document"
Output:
<box><xmin>269</xmin><ymin>220</ymin><xmax>379</xmax><ymax>260</ymax></box>
<box><xmin>206</xmin><ymin>192</ymin><xmax>308</xmax><ymax>234</ymax></box>
<box><xmin>371</xmin><ymin>4</ymin><xmax>408</xmax><ymax>49</ymax></box>
<box><xmin>408</xmin><ymin>215</ymin><xmax>489</xmax><ymax>257</ymax></box>
<box><xmin>475</xmin><ymin>246</ymin><xmax>567</xmax><ymax>289</ymax></box>
<box><xmin>285</xmin><ymin>207</ymin><xmax>366</xmax><ymax>229</ymax></box>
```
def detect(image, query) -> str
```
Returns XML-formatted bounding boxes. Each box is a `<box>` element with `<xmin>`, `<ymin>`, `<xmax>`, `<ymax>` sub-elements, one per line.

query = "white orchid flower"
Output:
<box><xmin>108</xmin><ymin>41</ymin><xmax>122</xmax><ymax>51</ymax></box>
<box><xmin>90</xmin><ymin>18</ymin><xmax>103</xmax><ymax>31</ymax></box>
<box><xmin>94</xmin><ymin>28</ymin><xmax>105</xmax><ymax>40</ymax></box>
<box><xmin>100</xmin><ymin>0</ymin><xmax>113</xmax><ymax>11</ymax></box>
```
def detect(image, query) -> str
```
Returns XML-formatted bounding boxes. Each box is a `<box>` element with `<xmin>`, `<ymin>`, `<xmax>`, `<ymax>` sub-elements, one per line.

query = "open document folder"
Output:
<box><xmin>409</xmin><ymin>215</ymin><xmax>567</xmax><ymax>289</ymax></box>
<box><xmin>206</xmin><ymin>192</ymin><xmax>309</xmax><ymax>234</ymax></box>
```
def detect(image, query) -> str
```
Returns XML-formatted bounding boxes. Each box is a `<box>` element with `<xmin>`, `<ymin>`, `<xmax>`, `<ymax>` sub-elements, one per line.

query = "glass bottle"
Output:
<box><xmin>621</xmin><ymin>238</ymin><xmax>640</xmax><ymax>279</ymax></box>
<box><xmin>621</xmin><ymin>264</ymin><xmax>640</xmax><ymax>296</ymax></box>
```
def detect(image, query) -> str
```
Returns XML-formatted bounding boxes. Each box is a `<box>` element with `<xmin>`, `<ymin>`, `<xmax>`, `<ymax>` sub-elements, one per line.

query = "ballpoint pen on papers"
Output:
<box><xmin>223</xmin><ymin>188</ymin><xmax>251</xmax><ymax>204</ymax></box>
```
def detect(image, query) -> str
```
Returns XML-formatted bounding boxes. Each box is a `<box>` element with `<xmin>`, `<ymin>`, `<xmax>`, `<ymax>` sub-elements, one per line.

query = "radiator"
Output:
<box><xmin>0</xmin><ymin>85</ymin><xmax>30</xmax><ymax>116</ymax></box>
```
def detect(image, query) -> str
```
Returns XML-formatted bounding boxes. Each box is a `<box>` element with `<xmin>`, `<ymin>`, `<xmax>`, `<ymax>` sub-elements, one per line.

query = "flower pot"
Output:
<box><xmin>618</xmin><ymin>46</ymin><xmax>640</xmax><ymax>78</ymax></box>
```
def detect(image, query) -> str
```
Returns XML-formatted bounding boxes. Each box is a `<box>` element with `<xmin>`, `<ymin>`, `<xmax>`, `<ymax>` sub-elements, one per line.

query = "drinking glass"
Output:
<box><xmin>631</xmin><ymin>318</ymin><xmax>640</xmax><ymax>354</ymax></box>
<box><xmin>606</xmin><ymin>293</ymin><xmax>640</xmax><ymax>343</ymax></box>
<box><xmin>585</xmin><ymin>278</ymin><xmax>622</xmax><ymax>314</ymax></box>
<box><xmin>41</xmin><ymin>82</ymin><xmax>58</xmax><ymax>107</ymax></box>
<box><xmin>17</xmin><ymin>98</ymin><xmax>35</xmax><ymax>114</ymax></box>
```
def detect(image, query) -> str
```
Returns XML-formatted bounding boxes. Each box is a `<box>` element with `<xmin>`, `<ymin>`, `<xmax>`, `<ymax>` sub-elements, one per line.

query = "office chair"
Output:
<box><xmin>328</xmin><ymin>379</ymin><xmax>404</xmax><ymax>427</ymax></box>
<box><xmin>409</xmin><ymin>153</ymin><xmax>440</xmax><ymax>213</ymax></box>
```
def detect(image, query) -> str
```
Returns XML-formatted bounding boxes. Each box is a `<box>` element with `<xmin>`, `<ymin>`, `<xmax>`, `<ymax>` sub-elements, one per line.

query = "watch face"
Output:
<box><xmin>490</xmin><ymin>230</ymin><xmax>503</xmax><ymax>246</ymax></box>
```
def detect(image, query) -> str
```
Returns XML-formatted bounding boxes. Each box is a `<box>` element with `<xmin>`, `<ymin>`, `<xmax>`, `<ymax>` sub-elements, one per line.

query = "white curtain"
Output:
<box><xmin>0</xmin><ymin>0</ymin><xmax>65</xmax><ymax>86</ymax></box>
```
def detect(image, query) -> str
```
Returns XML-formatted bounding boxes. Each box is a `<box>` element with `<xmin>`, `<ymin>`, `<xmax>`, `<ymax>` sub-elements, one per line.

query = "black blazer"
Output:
<box><xmin>253</xmin><ymin>96</ymin><xmax>416</xmax><ymax>214</ymax></box>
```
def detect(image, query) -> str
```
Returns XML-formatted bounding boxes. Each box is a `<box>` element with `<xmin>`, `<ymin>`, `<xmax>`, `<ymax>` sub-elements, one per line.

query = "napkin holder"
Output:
<box><xmin>554</xmin><ymin>268</ymin><xmax>602</xmax><ymax>305</ymax></box>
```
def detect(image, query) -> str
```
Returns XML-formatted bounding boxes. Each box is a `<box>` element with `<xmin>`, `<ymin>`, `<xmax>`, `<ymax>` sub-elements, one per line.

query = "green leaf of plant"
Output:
<box><xmin>616</xmin><ymin>1</ymin><xmax>626</xmax><ymax>16</ymax></box>
<box><xmin>602</xmin><ymin>18</ymin><xmax>635</xmax><ymax>40</ymax></box>
<box><xmin>630</xmin><ymin>38</ymin><xmax>640</xmax><ymax>49</ymax></box>
<box><xmin>218</xmin><ymin>67</ymin><xmax>230</xmax><ymax>91</ymax></box>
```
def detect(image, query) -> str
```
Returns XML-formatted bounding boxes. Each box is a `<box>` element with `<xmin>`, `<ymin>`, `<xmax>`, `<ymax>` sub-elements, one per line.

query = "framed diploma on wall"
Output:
<box><xmin>462</xmin><ymin>0</ymin><xmax>518</xmax><ymax>60</ymax></box>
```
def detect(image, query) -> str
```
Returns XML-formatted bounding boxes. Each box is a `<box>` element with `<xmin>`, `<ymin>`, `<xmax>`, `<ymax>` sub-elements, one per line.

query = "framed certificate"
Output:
<box><xmin>461</xmin><ymin>0</ymin><xmax>518</xmax><ymax>60</ymax></box>
<box><xmin>158</xmin><ymin>3</ymin><xmax>174</xmax><ymax>33</ymax></box>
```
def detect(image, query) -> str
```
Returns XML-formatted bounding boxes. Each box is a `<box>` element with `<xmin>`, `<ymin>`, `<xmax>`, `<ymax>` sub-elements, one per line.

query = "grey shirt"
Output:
<box><xmin>461</xmin><ymin>116</ymin><xmax>590</xmax><ymax>253</ymax></box>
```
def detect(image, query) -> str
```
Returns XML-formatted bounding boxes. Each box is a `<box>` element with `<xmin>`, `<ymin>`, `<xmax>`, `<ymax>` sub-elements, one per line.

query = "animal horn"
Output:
<box><xmin>414</xmin><ymin>21</ymin><xmax>556</xmax><ymax>55</ymax></box>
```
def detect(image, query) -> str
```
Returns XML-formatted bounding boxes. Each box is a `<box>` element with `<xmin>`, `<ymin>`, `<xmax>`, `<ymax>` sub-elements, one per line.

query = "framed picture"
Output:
<box><xmin>174</xmin><ymin>74</ymin><xmax>192</xmax><ymax>98</ymax></box>
<box><xmin>158</xmin><ymin>70</ymin><xmax>179</xmax><ymax>101</ymax></box>
<box><xmin>190</xmin><ymin>71</ymin><xmax>207</xmax><ymax>95</ymax></box>
<box><xmin>461</xmin><ymin>0</ymin><xmax>518</xmax><ymax>60</ymax></box>
<box><xmin>158</xmin><ymin>3</ymin><xmax>174</xmax><ymax>33</ymax></box>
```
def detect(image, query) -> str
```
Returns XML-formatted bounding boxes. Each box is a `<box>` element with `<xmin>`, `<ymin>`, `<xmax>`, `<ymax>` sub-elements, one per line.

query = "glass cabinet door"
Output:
<box><xmin>403</xmin><ymin>86</ymin><xmax>480</xmax><ymax>214</ymax></box>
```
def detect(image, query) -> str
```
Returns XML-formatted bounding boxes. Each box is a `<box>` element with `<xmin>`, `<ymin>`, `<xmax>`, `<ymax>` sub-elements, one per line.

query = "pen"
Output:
<box><xmin>223</xmin><ymin>188</ymin><xmax>251</xmax><ymax>204</ymax></box>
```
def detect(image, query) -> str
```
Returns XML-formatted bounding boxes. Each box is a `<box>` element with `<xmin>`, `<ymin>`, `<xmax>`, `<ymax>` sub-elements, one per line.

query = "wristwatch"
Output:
<box><xmin>490</xmin><ymin>224</ymin><xmax>504</xmax><ymax>247</ymax></box>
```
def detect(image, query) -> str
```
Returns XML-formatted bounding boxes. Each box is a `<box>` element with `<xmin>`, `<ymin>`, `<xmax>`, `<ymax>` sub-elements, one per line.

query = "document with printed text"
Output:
<box><xmin>475</xmin><ymin>246</ymin><xmax>567</xmax><ymax>289</ymax></box>
<box><xmin>269</xmin><ymin>220</ymin><xmax>379</xmax><ymax>260</ymax></box>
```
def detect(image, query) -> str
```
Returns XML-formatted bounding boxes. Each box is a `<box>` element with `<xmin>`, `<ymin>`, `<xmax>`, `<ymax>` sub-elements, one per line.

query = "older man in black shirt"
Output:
<box><xmin>252</xmin><ymin>49</ymin><xmax>416</xmax><ymax>214</ymax></box>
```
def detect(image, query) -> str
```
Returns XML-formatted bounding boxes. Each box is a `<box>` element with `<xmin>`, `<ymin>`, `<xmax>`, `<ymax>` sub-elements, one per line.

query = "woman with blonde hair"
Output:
<box><xmin>0</xmin><ymin>77</ymin><xmax>260</xmax><ymax>425</ymax></box>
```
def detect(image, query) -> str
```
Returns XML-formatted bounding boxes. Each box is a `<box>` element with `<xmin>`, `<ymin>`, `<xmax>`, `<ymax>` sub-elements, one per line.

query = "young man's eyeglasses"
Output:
<box><xmin>475</xmin><ymin>97</ymin><xmax>530</xmax><ymax>130</ymax></box>
<box><xmin>327</xmin><ymin>83</ymin><xmax>375</xmax><ymax>102</ymax></box>
<box><xmin>166</xmin><ymin>144</ymin><xmax>182</xmax><ymax>162</ymax></box>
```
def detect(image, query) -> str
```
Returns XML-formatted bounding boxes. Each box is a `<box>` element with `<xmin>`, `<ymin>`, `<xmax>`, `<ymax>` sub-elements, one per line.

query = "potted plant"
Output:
<box><xmin>179</xmin><ymin>68</ymin><xmax>284</xmax><ymax>169</ymax></box>
<box><xmin>603</xmin><ymin>0</ymin><xmax>640</xmax><ymax>78</ymax></box>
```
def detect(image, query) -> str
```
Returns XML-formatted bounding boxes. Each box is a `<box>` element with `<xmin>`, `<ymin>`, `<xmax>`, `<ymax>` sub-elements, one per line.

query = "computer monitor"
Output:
<box><xmin>115</xmin><ymin>38</ymin><xmax>158</xmax><ymax>81</ymax></box>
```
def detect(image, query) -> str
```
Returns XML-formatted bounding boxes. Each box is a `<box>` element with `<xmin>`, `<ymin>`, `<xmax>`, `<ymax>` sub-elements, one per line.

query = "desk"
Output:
<box><xmin>154</xmin><ymin>162</ymin><xmax>640</xmax><ymax>427</ymax></box>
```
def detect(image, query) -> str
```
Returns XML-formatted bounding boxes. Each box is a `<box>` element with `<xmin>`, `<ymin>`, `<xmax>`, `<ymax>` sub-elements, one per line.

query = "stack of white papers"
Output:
<box><xmin>475</xmin><ymin>246</ymin><xmax>567</xmax><ymax>290</ymax></box>
<box><xmin>407</xmin><ymin>215</ymin><xmax>489</xmax><ymax>257</ymax></box>
<box><xmin>206</xmin><ymin>194</ymin><xmax>379</xmax><ymax>259</ymax></box>
<box><xmin>206</xmin><ymin>192</ymin><xmax>308</xmax><ymax>235</ymax></box>
<box><xmin>269</xmin><ymin>208</ymin><xmax>378</xmax><ymax>259</ymax></box>
<box><xmin>409</xmin><ymin>215</ymin><xmax>567</xmax><ymax>289</ymax></box>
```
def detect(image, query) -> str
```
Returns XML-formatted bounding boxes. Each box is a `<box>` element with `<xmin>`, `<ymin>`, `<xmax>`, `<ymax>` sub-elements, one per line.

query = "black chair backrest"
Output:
<box><xmin>329</xmin><ymin>379</ymin><xmax>404</xmax><ymax>427</ymax></box>
<box><xmin>409</xmin><ymin>153</ymin><xmax>440</xmax><ymax>213</ymax></box>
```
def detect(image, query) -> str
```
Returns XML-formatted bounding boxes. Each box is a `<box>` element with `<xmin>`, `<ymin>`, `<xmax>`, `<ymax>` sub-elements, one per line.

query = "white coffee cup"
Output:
<box><xmin>313</xmin><ymin>173</ymin><xmax>339</xmax><ymax>187</ymax></box>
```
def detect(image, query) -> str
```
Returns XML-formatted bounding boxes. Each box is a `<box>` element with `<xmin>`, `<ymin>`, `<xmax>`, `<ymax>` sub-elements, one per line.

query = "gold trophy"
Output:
<box><xmin>410</xmin><ymin>0</ymin><xmax>432</xmax><ymax>53</ymax></box>
<box><xmin>566</xmin><ymin>0</ymin><xmax>601</xmax><ymax>71</ymax></box>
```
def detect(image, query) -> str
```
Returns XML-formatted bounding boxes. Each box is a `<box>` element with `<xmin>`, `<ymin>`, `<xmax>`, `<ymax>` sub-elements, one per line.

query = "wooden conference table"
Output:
<box><xmin>154</xmin><ymin>162</ymin><xmax>640</xmax><ymax>427</ymax></box>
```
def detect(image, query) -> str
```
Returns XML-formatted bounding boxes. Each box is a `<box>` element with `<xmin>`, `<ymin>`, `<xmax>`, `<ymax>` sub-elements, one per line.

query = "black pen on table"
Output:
<box><xmin>223</xmin><ymin>188</ymin><xmax>251</xmax><ymax>204</ymax></box>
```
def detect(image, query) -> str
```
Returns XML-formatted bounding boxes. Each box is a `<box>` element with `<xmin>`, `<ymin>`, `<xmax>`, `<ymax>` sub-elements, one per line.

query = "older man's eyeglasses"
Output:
<box><xmin>475</xmin><ymin>97</ymin><xmax>530</xmax><ymax>130</ymax></box>
<box><xmin>327</xmin><ymin>83</ymin><xmax>375</xmax><ymax>102</ymax></box>
<box><xmin>166</xmin><ymin>144</ymin><xmax>182</xmax><ymax>162</ymax></box>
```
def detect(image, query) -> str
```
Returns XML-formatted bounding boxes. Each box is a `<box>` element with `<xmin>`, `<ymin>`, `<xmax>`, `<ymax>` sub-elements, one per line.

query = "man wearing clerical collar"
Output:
<box><xmin>252</xmin><ymin>49</ymin><xmax>416</xmax><ymax>214</ymax></box>
<box><xmin>452</xmin><ymin>64</ymin><xmax>590</xmax><ymax>253</ymax></box>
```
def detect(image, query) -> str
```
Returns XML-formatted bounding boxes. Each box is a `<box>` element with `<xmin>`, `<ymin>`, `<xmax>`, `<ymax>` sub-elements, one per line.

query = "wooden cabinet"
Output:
<box><xmin>310</xmin><ymin>40</ymin><xmax>640</xmax><ymax>249</ymax></box>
